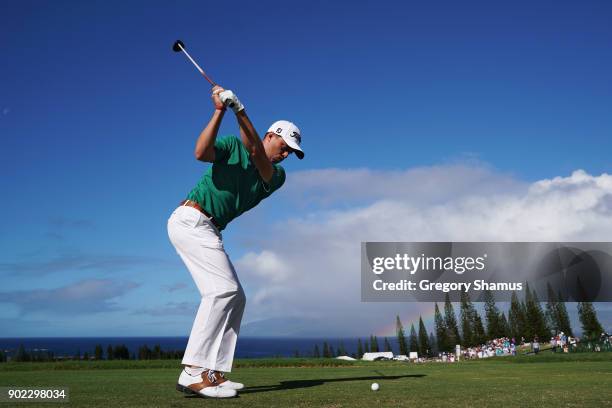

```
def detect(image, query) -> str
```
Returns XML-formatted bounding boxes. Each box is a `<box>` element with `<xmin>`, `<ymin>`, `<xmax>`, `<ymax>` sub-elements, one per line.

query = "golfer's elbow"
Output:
<box><xmin>258</xmin><ymin>164</ymin><xmax>274</xmax><ymax>183</ymax></box>
<box><xmin>261</xmin><ymin>172</ymin><xmax>273</xmax><ymax>183</ymax></box>
<box><xmin>195</xmin><ymin>148</ymin><xmax>214</xmax><ymax>162</ymax></box>
<box><xmin>250</xmin><ymin>151</ymin><xmax>273</xmax><ymax>182</ymax></box>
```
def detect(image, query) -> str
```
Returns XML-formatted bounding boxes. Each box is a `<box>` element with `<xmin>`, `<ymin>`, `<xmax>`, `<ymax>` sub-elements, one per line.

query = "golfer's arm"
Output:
<box><xmin>194</xmin><ymin>109</ymin><xmax>225</xmax><ymax>162</ymax></box>
<box><xmin>236</xmin><ymin>111</ymin><xmax>274</xmax><ymax>182</ymax></box>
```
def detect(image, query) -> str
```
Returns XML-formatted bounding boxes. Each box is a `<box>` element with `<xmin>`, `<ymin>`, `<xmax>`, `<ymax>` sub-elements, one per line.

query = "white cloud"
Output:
<box><xmin>235</xmin><ymin>166</ymin><xmax>612</xmax><ymax>336</ymax></box>
<box><xmin>280</xmin><ymin>164</ymin><xmax>526</xmax><ymax>208</ymax></box>
<box><xmin>236</xmin><ymin>250</ymin><xmax>291</xmax><ymax>283</ymax></box>
<box><xmin>0</xmin><ymin>279</ymin><xmax>139</xmax><ymax>315</ymax></box>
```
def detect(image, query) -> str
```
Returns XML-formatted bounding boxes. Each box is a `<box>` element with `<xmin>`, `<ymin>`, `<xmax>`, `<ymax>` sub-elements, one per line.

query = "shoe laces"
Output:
<box><xmin>206</xmin><ymin>370</ymin><xmax>227</xmax><ymax>384</ymax></box>
<box><xmin>206</xmin><ymin>370</ymin><xmax>218</xmax><ymax>384</ymax></box>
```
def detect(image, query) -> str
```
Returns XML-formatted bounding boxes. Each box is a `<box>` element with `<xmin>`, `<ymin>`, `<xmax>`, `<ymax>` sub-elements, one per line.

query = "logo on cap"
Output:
<box><xmin>291</xmin><ymin>131</ymin><xmax>301</xmax><ymax>144</ymax></box>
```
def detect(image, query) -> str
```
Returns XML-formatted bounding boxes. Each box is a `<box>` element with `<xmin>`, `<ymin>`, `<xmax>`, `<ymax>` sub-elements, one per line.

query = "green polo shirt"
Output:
<box><xmin>186</xmin><ymin>135</ymin><xmax>286</xmax><ymax>231</ymax></box>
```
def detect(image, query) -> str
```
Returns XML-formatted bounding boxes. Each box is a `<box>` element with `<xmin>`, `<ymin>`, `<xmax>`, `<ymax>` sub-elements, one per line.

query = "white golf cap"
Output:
<box><xmin>267</xmin><ymin>120</ymin><xmax>304</xmax><ymax>159</ymax></box>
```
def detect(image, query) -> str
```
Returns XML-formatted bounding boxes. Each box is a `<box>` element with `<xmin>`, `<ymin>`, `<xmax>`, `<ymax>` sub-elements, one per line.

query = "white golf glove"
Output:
<box><xmin>219</xmin><ymin>90</ymin><xmax>245</xmax><ymax>113</ymax></box>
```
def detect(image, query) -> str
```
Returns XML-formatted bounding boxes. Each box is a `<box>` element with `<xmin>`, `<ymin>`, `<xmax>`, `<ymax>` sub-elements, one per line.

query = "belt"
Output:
<box><xmin>179</xmin><ymin>200</ymin><xmax>220</xmax><ymax>230</ymax></box>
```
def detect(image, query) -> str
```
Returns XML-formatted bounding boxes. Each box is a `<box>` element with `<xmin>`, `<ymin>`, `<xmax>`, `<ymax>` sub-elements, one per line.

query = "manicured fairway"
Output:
<box><xmin>1</xmin><ymin>354</ymin><xmax>611</xmax><ymax>407</ymax></box>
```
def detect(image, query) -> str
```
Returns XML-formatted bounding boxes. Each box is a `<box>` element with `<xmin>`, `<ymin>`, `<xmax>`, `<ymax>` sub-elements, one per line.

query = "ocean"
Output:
<box><xmin>0</xmin><ymin>337</ymin><xmax>382</xmax><ymax>359</ymax></box>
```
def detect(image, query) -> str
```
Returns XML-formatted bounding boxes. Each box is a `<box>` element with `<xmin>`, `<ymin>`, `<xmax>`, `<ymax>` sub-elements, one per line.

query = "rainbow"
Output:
<box><xmin>374</xmin><ymin>302</ymin><xmax>442</xmax><ymax>337</ymax></box>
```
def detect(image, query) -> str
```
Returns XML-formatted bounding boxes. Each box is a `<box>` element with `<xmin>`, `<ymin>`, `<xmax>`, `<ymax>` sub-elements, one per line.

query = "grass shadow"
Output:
<box><xmin>240</xmin><ymin>374</ymin><xmax>426</xmax><ymax>394</ymax></box>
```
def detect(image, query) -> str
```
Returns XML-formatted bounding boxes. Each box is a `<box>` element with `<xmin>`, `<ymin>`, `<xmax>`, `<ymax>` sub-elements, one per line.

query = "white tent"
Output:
<box><xmin>362</xmin><ymin>352</ymin><xmax>394</xmax><ymax>361</ymax></box>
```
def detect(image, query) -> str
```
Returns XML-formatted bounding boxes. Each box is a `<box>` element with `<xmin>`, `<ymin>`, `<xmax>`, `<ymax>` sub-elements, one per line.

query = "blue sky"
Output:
<box><xmin>1</xmin><ymin>0</ymin><xmax>611</xmax><ymax>337</ymax></box>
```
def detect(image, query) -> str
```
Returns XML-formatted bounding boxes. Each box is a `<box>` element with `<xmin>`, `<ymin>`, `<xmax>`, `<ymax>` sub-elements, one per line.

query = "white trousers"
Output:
<box><xmin>167</xmin><ymin>205</ymin><xmax>245</xmax><ymax>372</ymax></box>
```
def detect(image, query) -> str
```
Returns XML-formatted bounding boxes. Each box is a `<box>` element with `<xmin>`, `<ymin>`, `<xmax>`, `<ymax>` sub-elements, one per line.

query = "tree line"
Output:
<box><xmin>1</xmin><ymin>344</ymin><xmax>185</xmax><ymax>362</ymax></box>
<box><xmin>401</xmin><ymin>284</ymin><xmax>605</xmax><ymax>356</ymax></box>
<box><xmin>308</xmin><ymin>285</ymin><xmax>606</xmax><ymax>359</ymax></box>
<box><xmin>307</xmin><ymin>335</ymin><xmax>397</xmax><ymax>359</ymax></box>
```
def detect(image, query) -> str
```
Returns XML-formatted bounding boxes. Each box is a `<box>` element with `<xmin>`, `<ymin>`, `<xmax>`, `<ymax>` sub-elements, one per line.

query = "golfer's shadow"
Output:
<box><xmin>239</xmin><ymin>374</ymin><xmax>426</xmax><ymax>394</ymax></box>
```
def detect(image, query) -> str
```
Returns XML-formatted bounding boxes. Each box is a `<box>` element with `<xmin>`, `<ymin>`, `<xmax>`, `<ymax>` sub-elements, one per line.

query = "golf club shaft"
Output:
<box><xmin>177</xmin><ymin>43</ymin><xmax>216</xmax><ymax>87</ymax></box>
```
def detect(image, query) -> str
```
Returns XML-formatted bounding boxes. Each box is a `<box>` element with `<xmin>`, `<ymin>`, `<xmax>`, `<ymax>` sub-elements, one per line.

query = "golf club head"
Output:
<box><xmin>172</xmin><ymin>40</ymin><xmax>185</xmax><ymax>52</ymax></box>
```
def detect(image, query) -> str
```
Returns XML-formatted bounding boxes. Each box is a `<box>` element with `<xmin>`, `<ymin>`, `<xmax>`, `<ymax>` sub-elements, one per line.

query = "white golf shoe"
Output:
<box><xmin>216</xmin><ymin>371</ymin><xmax>245</xmax><ymax>390</ymax></box>
<box><xmin>176</xmin><ymin>369</ymin><xmax>237</xmax><ymax>398</ymax></box>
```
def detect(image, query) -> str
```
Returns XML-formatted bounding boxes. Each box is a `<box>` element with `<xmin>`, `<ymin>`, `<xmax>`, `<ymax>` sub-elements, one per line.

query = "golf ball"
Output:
<box><xmin>371</xmin><ymin>382</ymin><xmax>379</xmax><ymax>391</ymax></box>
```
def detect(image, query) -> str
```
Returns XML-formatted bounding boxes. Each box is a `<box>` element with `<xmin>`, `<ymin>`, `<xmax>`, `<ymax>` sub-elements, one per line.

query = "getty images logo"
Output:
<box><xmin>371</xmin><ymin>253</ymin><xmax>488</xmax><ymax>275</ymax></box>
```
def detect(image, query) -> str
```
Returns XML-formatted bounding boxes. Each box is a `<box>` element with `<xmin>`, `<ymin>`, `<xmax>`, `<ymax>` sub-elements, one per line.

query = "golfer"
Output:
<box><xmin>168</xmin><ymin>85</ymin><xmax>304</xmax><ymax>399</ymax></box>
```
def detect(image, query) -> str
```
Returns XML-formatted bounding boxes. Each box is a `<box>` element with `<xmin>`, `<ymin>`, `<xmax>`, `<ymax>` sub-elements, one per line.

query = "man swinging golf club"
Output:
<box><xmin>168</xmin><ymin>85</ymin><xmax>304</xmax><ymax>398</ymax></box>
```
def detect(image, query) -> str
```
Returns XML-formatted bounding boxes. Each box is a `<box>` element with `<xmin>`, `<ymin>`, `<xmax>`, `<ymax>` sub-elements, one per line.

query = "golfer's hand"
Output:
<box><xmin>219</xmin><ymin>89</ymin><xmax>245</xmax><ymax>113</ymax></box>
<box><xmin>212</xmin><ymin>85</ymin><xmax>226</xmax><ymax>111</ymax></box>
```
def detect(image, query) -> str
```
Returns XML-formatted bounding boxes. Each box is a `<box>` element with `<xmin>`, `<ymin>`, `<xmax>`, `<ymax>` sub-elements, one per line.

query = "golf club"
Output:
<box><xmin>172</xmin><ymin>40</ymin><xmax>217</xmax><ymax>86</ymax></box>
<box><xmin>173</xmin><ymin>40</ymin><xmax>235</xmax><ymax>109</ymax></box>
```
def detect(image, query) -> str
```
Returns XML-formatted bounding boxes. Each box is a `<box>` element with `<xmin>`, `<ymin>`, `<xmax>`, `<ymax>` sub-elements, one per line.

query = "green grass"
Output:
<box><xmin>0</xmin><ymin>358</ymin><xmax>355</xmax><ymax>372</ymax></box>
<box><xmin>1</xmin><ymin>354</ymin><xmax>611</xmax><ymax>407</ymax></box>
